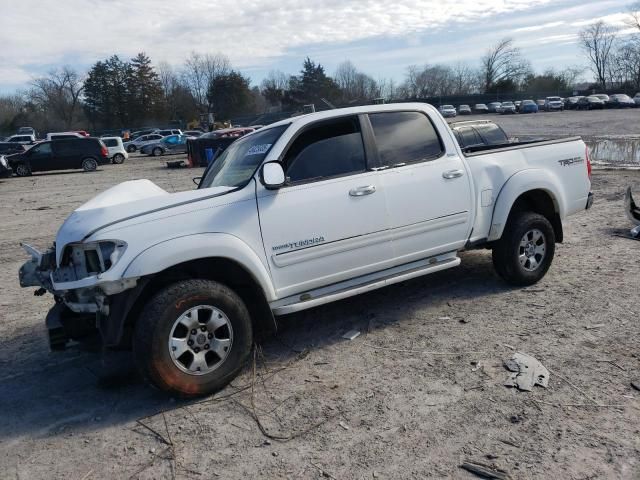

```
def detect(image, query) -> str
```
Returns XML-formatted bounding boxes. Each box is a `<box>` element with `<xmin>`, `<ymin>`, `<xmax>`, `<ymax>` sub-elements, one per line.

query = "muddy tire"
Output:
<box><xmin>112</xmin><ymin>153</ymin><xmax>125</xmax><ymax>164</ymax></box>
<box><xmin>492</xmin><ymin>212</ymin><xmax>555</xmax><ymax>286</ymax></box>
<box><xmin>15</xmin><ymin>164</ymin><xmax>31</xmax><ymax>177</ymax></box>
<box><xmin>82</xmin><ymin>158</ymin><xmax>98</xmax><ymax>172</ymax></box>
<box><xmin>133</xmin><ymin>279</ymin><xmax>252</xmax><ymax>397</ymax></box>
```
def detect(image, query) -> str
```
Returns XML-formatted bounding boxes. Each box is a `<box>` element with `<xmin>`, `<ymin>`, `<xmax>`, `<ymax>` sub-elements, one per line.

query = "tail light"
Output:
<box><xmin>101</xmin><ymin>145</ymin><xmax>108</xmax><ymax>157</ymax></box>
<box><xmin>585</xmin><ymin>146</ymin><xmax>592</xmax><ymax>181</ymax></box>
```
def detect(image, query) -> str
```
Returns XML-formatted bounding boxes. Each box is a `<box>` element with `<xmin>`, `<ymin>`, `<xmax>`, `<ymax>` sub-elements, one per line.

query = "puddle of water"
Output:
<box><xmin>584</xmin><ymin>137</ymin><xmax>640</xmax><ymax>167</ymax></box>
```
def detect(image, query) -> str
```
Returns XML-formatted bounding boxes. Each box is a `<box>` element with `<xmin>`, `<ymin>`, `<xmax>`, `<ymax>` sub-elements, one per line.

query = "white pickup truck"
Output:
<box><xmin>19</xmin><ymin>103</ymin><xmax>593</xmax><ymax>397</ymax></box>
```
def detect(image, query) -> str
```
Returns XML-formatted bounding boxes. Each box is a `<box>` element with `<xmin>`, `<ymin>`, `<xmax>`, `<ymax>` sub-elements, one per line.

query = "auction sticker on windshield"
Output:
<box><xmin>246</xmin><ymin>144</ymin><xmax>272</xmax><ymax>155</ymax></box>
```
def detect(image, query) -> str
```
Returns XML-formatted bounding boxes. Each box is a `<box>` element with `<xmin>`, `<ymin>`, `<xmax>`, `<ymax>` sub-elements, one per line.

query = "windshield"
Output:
<box><xmin>199</xmin><ymin>124</ymin><xmax>289</xmax><ymax>189</ymax></box>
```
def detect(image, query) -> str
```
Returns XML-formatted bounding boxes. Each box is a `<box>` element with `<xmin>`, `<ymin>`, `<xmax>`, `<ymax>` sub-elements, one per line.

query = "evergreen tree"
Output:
<box><xmin>128</xmin><ymin>52</ymin><xmax>163</xmax><ymax>125</ymax></box>
<box><xmin>207</xmin><ymin>71</ymin><xmax>254</xmax><ymax>120</ymax></box>
<box><xmin>284</xmin><ymin>58</ymin><xmax>340</xmax><ymax>109</ymax></box>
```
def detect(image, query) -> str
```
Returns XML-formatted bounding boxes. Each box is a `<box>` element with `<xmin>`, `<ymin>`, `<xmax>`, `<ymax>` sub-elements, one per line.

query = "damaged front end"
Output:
<box><xmin>19</xmin><ymin>241</ymin><xmax>139</xmax><ymax>350</ymax></box>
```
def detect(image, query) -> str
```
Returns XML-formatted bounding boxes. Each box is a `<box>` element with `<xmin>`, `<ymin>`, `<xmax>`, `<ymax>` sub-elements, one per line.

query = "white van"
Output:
<box><xmin>101</xmin><ymin>136</ymin><xmax>128</xmax><ymax>164</ymax></box>
<box><xmin>45</xmin><ymin>132</ymin><xmax>85</xmax><ymax>141</ymax></box>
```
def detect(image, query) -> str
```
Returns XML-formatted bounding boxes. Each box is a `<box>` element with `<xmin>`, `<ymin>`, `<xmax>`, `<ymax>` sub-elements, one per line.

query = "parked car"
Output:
<box><xmin>607</xmin><ymin>94</ymin><xmax>635</xmax><ymax>108</ymax></box>
<box><xmin>124</xmin><ymin>133</ymin><xmax>165</xmax><ymax>152</ymax></box>
<box><xmin>155</xmin><ymin>129</ymin><xmax>183</xmax><ymax>136</ymax></box>
<box><xmin>474</xmin><ymin>104</ymin><xmax>489</xmax><ymax>113</ymax></box>
<box><xmin>18</xmin><ymin>103</ymin><xmax>593</xmax><ymax>397</ymax></box>
<box><xmin>593</xmin><ymin>94</ymin><xmax>610</xmax><ymax>105</ymax></box>
<box><xmin>634</xmin><ymin>93</ymin><xmax>640</xmax><ymax>107</ymax></box>
<box><xmin>514</xmin><ymin>100</ymin><xmax>522</xmax><ymax>112</ymax></box>
<box><xmin>45</xmin><ymin>132</ymin><xmax>85</xmax><ymax>141</ymax></box>
<box><xmin>449</xmin><ymin>120</ymin><xmax>510</xmax><ymax>151</ymax></box>
<box><xmin>564</xmin><ymin>96</ymin><xmax>583</xmax><ymax>110</ymax></box>
<box><xmin>75</xmin><ymin>130</ymin><xmax>90</xmax><ymax>137</ymax></box>
<box><xmin>7</xmin><ymin>134</ymin><xmax>36</xmax><ymax>144</ymax></box>
<box><xmin>499</xmin><ymin>101</ymin><xmax>517</xmax><ymax>114</ymax></box>
<box><xmin>101</xmin><ymin>136</ymin><xmax>129</xmax><ymax>164</ymax></box>
<box><xmin>544</xmin><ymin>97</ymin><xmax>564</xmax><ymax>111</ymax></box>
<box><xmin>457</xmin><ymin>105</ymin><xmax>472</xmax><ymax>115</ymax></box>
<box><xmin>520</xmin><ymin>99</ymin><xmax>539</xmax><ymax>113</ymax></box>
<box><xmin>536</xmin><ymin>99</ymin><xmax>546</xmax><ymax>109</ymax></box>
<box><xmin>17</xmin><ymin>126</ymin><xmax>37</xmax><ymax>137</ymax></box>
<box><xmin>0</xmin><ymin>155</ymin><xmax>11</xmax><ymax>178</ymax></box>
<box><xmin>577</xmin><ymin>96</ymin><xmax>606</xmax><ymax>110</ymax></box>
<box><xmin>0</xmin><ymin>142</ymin><xmax>28</xmax><ymax>155</ymax></box>
<box><xmin>438</xmin><ymin>105</ymin><xmax>457</xmax><ymax>118</ymax></box>
<box><xmin>8</xmin><ymin>137</ymin><xmax>110</xmax><ymax>176</ymax></box>
<box><xmin>184</xmin><ymin>130</ymin><xmax>203</xmax><ymax>138</ymax></box>
<box><xmin>140</xmin><ymin>134</ymin><xmax>189</xmax><ymax>156</ymax></box>
<box><xmin>487</xmin><ymin>102</ymin><xmax>502</xmax><ymax>113</ymax></box>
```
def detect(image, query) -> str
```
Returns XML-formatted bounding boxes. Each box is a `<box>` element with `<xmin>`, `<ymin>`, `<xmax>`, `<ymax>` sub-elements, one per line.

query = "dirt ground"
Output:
<box><xmin>1</xmin><ymin>110</ymin><xmax>640</xmax><ymax>480</ymax></box>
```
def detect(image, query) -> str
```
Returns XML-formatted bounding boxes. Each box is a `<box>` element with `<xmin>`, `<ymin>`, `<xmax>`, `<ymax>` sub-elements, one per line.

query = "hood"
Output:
<box><xmin>55</xmin><ymin>179</ymin><xmax>235</xmax><ymax>263</ymax></box>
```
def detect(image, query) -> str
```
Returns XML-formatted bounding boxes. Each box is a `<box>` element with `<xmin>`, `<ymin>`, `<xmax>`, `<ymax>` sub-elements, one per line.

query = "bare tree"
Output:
<box><xmin>334</xmin><ymin>61</ymin><xmax>380</xmax><ymax>103</ymax></box>
<box><xmin>451</xmin><ymin>62</ymin><xmax>479</xmax><ymax>94</ymax></box>
<box><xmin>627</xmin><ymin>1</ymin><xmax>640</xmax><ymax>31</ymax></box>
<box><xmin>260</xmin><ymin>70</ymin><xmax>289</xmax><ymax>106</ymax></box>
<box><xmin>481</xmin><ymin>38</ymin><xmax>531</xmax><ymax>92</ymax></box>
<box><xmin>28</xmin><ymin>67</ymin><xmax>84</xmax><ymax>129</ymax></box>
<box><xmin>182</xmin><ymin>52</ymin><xmax>231</xmax><ymax>112</ymax></box>
<box><xmin>579</xmin><ymin>21</ymin><xmax>617</xmax><ymax>90</ymax></box>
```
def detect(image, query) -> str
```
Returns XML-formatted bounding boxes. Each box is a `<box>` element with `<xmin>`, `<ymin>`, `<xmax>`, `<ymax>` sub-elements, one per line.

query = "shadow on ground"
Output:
<box><xmin>0</xmin><ymin>250</ymin><xmax>510</xmax><ymax>442</ymax></box>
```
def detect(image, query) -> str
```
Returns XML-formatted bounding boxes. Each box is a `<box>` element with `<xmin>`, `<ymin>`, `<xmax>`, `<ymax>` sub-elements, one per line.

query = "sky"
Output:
<box><xmin>0</xmin><ymin>0</ymin><xmax>636</xmax><ymax>93</ymax></box>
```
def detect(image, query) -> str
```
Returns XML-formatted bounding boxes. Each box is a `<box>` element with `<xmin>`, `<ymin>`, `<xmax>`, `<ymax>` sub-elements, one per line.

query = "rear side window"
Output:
<box><xmin>369</xmin><ymin>111</ymin><xmax>443</xmax><ymax>167</ymax></box>
<box><xmin>54</xmin><ymin>140</ymin><xmax>78</xmax><ymax>155</ymax></box>
<box><xmin>457</xmin><ymin>127</ymin><xmax>482</xmax><ymax>147</ymax></box>
<box><xmin>103</xmin><ymin>139</ymin><xmax>118</xmax><ymax>147</ymax></box>
<box><xmin>284</xmin><ymin>116</ymin><xmax>366</xmax><ymax>184</ymax></box>
<box><xmin>475</xmin><ymin>125</ymin><xmax>508</xmax><ymax>145</ymax></box>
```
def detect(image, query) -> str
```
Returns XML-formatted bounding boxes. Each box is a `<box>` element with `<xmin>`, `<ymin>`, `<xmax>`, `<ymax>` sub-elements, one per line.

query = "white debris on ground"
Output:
<box><xmin>504</xmin><ymin>352</ymin><xmax>549</xmax><ymax>392</ymax></box>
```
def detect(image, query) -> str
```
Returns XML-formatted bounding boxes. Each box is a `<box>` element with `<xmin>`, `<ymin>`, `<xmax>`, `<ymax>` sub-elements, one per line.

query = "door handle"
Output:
<box><xmin>442</xmin><ymin>169</ymin><xmax>464</xmax><ymax>179</ymax></box>
<box><xmin>349</xmin><ymin>185</ymin><xmax>376</xmax><ymax>196</ymax></box>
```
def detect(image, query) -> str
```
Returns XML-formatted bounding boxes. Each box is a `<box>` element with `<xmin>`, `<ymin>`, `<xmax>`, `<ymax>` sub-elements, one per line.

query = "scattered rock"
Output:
<box><xmin>631</xmin><ymin>381</ymin><xmax>640</xmax><ymax>392</ymax></box>
<box><xmin>460</xmin><ymin>461</ymin><xmax>510</xmax><ymax>479</ymax></box>
<box><xmin>342</xmin><ymin>329</ymin><xmax>361</xmax><ymax>341</ymax></box>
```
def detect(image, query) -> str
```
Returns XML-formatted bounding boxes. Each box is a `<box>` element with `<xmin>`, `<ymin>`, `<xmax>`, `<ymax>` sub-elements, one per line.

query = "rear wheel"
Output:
<box><xmin>82</xmin><ymin>158</ymin><xmax>98</xmax><ymax>172</ymax></box>
<box><xmin>15</xmin><ymin>164</ymin><xmax>31</xmax><ymax>177</ymax></box>
<box><xmin>112</xmin><ymin>153</ymin><xmax>125</xmax><ymax>164</ymax></box>
<box><xmin>492</xmin><ymin>212</ymin><xmax>555</xmax><ymax>286</ymax></box>
<box><xmin>133</xmin><ymin>279</ymin><xmax>253</xmax><ymax>397</ymax></box>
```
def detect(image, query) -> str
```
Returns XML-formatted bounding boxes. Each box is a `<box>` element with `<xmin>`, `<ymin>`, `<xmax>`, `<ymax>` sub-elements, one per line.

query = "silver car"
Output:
<box><xmin>124</xmin><ymin>133</ymin><xmax>165</xmax><ymax>153</ymax></box>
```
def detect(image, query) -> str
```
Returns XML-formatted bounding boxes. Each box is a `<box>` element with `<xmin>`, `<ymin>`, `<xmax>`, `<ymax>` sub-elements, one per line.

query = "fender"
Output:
<box><xmin>123</xmin><ymin>233</ymin><xmax>277</xmax><ymax>301</ymax></box>
<box><xmin>488</xmin><ymin>169</ymin><xmax>566</xmax><ymax>241</ymax></box>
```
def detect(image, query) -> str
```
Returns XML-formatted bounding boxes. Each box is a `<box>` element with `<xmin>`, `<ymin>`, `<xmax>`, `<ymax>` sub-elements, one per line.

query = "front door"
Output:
<box><xmin>26</xmin><ymin>142</ymin><xmax>53</xmax><ymax>172</ymax></box>
<box><xmin>367</xmin><ymin>111</ymin><xmax>473</xmax><ymax>265</ymax></box>
<box><xmin>257</xmin><ymin>115</ymin><xmax>393</xmax><ymax>298</ymax></box>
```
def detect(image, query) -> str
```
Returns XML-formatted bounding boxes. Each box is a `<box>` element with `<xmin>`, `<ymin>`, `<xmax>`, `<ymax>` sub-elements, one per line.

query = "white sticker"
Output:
<box><xmin>246</xmin><ymin>144</ymin><xmax>271</xmax><ymax>155</ymax></box>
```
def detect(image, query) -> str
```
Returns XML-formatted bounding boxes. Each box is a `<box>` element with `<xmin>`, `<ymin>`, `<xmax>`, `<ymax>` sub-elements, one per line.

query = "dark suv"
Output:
<box><xmin>9</xmin><ymin>138</ymin><xmax>109</xmax><ymax>176</ymax></box>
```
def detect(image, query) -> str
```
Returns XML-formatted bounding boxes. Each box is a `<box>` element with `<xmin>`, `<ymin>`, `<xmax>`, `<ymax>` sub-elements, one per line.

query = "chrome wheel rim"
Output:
<box><xmin>168</xmin><ymin>305</ymin><xmax>233</xmax><ymax>376</ymax></box>
<box><xmin>83</xmin><ymin>159</ymin><xmax>97</xmax><ymax>171</ymax></box>
<box><xmin>16</xmin><ymin>165</ymin><xmax>29</xmax><ymax>176</ymax></box>
<box><xmin>518</xmin><ymin>228</ymin><xmax>546</xmax><ymax>272</ymax></box>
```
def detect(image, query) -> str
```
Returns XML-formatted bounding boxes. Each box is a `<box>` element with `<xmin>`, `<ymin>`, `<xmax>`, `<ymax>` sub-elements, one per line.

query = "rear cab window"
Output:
<box><xmin>368</xmin><ymin>111</ymin><xmax>444</xmax><ymax>167</ymax></box>
<box><xmin>283</xmin><ymin>116</ymin><xmax>367</xmax><ymax>184</ymax></box>
<box><xmin>474</xmin><ymin>124</ymin><xmax>508</xmax><ymax>145</ymax></box>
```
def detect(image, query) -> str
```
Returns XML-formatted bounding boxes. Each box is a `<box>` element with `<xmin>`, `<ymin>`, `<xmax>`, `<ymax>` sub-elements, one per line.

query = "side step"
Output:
<box><xmin>271</xmin><ymin>253</ymin><xmax>460</xmax><ymax>315</ymax></box>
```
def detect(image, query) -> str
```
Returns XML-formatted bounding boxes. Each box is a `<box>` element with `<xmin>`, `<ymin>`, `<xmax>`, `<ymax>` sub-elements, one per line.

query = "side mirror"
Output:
<box><xmin>192</xmin><ymin>176</ymin><xmax>202</xmax><ymax>186</ymax></box>
<box><xmin>260</xmin><ymin>161</ymin><xmax>286</xmax><ymax>190</ymax></box>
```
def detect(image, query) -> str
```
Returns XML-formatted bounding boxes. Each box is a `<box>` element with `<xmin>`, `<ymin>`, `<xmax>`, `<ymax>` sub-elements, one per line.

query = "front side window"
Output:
<box><xmin>284</xmin><ymin>116</ymin><xmax>366</xmax><ymax>184</ymax></box>
<box><xmin>199</xmin><ymin>125</ymin><xmax>288</xmax><ymax>189</ymax></box>
<box><xmin>31</xmin><ymin>143</ymin><xmax>52</xmax><ymax>155</ymax></box>
<box><xmin>369</xmin><ymin>111</ymin><xmax>443</xmax><ymax>167</ymax></box>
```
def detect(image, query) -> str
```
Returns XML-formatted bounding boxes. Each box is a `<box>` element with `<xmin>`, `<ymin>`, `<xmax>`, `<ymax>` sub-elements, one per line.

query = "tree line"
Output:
<box><xmin>1</xmin><ymin>4</ymin><xmax>639</xmax><ymax>134</ymax></box>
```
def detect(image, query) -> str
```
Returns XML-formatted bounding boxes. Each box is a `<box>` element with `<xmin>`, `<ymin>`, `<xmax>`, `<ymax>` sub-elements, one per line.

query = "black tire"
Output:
<box><xmin>492</xmin><ymin>212</ymin><xmax>555</xmax><ymax>286</ymax></box>
<box><xmin>152</xmin><ymin>147</ymin><xmax>162</xmax><ymax>156</ymax></box>
<box><xmin>15</xmin><ymin>163</ymin><xmax>31</xmax><ymax>177</ymax></box>
<box><xmin>133</xmin><ymin>279</ymin><xmax>253</xmax><ymax>397</ymax></box>
<box><xmin>127</xmin><ymin>145</ymin><xmax>136</xmax><ymax>153</ymax></box>
<box><xmin>82</xmin><ymin>158</ymin><xmax>98</xmax><ymax>172</ymax></box>
<box><xmin>112</xmin><ymin>153</ymin><xmax>125</xmax><ymax>164</ymax></box>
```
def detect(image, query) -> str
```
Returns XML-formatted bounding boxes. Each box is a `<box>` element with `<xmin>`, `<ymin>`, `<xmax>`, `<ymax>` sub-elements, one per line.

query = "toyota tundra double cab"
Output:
<box><xmin>19</xmin><ymin>103</ymin><xmax>593</xmax><ymax>397</ymax></box>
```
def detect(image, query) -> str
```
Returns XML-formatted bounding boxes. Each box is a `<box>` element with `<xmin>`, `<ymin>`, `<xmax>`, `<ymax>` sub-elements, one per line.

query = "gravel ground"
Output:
<box><xmin>1</xmin><ymin>110</ymin><xmax>640</xmax><ymax>479</ymax></box>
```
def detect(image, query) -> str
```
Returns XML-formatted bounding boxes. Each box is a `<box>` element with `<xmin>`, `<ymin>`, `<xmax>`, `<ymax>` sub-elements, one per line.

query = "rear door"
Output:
<box><xmin>52</xmin><ymin>140</ymin><xmax>80</xmax><ymax>169</ymax></box>
<box><xmin>257</xmin><ymin>115</ymin><xmax>393</xmax><ymax>298</ymax></box>
<box><xmin>368</xmin><ymin>110</ymin><xmax>473</xmax><ymax>265</ymax></box>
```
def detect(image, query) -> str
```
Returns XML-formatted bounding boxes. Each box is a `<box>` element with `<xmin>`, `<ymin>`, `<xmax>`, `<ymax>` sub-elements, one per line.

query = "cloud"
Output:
<box><xmin>0</xmin><ymin>0</ymin><xmax>553</xmax><ymax>84</ymax></box>
<box><xmin>513</xmin><ymin>21</ymin><xmax>566</xmax><ymax>33</ymax></box>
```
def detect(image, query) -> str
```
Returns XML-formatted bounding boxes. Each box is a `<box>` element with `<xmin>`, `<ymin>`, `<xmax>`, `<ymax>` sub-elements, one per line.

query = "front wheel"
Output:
<box><xmin>152</xmin><ymin>147</ymin><xmax>162</xmax><ymax>156</ymax></box>
<box><xmin>127</xmin><ymin>145</ymin><xmax>136</xmax><ymax>153</ymax></box>
<box><xmin>492</xmin><ymin>212</ymin><xmax>555</xmax><ymax>286</ymax></box>
<box><xmin>15</xmin><ymin>164</ymin><xmax>31</xmax><ymax>177</ymax></box>
<box><xmin>133</xmin><ymin>279</ymin><xmax>253</xmax><ymax>397</ymax></box>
